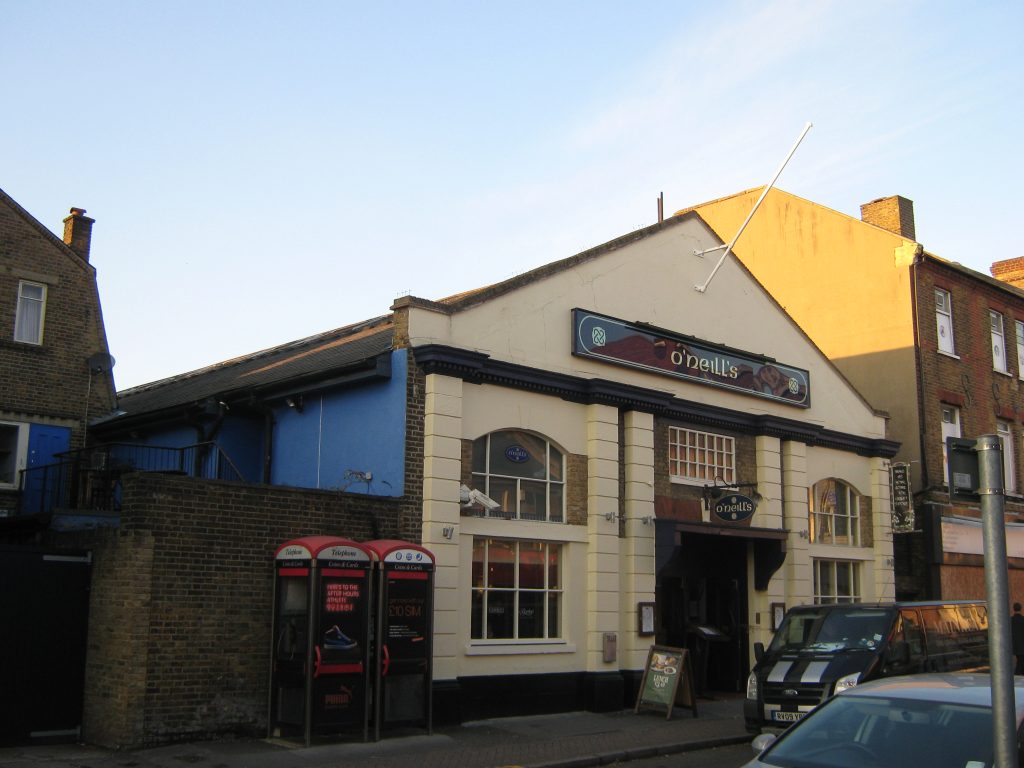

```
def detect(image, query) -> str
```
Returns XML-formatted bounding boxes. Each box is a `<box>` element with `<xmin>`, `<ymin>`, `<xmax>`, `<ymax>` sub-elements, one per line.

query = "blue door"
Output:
<box><xmin>21</xmin><ymin>425</ymin><xmax>71</xmax><ymax>514</ymax></box>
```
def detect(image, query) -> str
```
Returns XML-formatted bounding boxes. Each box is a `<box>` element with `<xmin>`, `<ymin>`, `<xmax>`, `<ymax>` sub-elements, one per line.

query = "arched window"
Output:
<box><xmin>808</xmin><ymin>478</ymin><xmax>860</xmax><ymax>546</ymax></box>
<box><xmin>471</xmin><ymin>430</ymin><xmax>564</xmax><ymax>522</ymax></box>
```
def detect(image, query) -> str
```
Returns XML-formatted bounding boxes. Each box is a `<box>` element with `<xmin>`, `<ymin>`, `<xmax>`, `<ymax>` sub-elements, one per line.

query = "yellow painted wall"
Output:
<box><xmin>688</xmin><ymin>188</ymin><xmax>923</xmax><ymax>474</ymax></box>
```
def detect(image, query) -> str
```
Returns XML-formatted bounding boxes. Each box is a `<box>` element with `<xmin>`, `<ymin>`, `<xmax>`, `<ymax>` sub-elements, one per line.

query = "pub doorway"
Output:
<box><xmin>656</xmin><ymin>532</ymin><xmax>748</xmax><ymax>697</ymax></box>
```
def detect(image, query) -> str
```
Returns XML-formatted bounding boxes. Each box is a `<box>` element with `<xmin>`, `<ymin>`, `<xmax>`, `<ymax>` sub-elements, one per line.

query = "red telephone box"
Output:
<box><xmin>270</xmin><ymin>536</ymin><xmax>376</xmax><ymax>744</ymax></box>
<box><xmin>364</xmin><ymin>539</ymin><xmax>434</xmax><ymax>739</ymax></box>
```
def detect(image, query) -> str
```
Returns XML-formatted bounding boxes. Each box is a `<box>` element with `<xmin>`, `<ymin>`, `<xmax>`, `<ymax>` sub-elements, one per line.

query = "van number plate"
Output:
<box><xmin>772</xmin><ymin>711</ymin><xmax>803</xmax><ymax>723</ymax></box>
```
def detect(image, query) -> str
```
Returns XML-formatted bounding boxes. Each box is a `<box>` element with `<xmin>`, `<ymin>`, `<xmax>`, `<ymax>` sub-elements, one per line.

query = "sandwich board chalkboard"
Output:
<box><xmin>634</xmin><ymin>645</ymin><xmax>697</xmax><ymax>719</ymax></box>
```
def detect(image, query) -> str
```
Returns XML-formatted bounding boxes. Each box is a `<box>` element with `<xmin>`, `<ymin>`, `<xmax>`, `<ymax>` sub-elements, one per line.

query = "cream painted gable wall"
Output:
<box><xmin>406</xmin><ymin>215</ymin><xmax>886</xmax><ymax>440</ymax></box>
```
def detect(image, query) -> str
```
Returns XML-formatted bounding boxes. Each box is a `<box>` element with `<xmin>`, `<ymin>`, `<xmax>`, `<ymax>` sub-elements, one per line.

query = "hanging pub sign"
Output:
<box><xmin>712</xmin><ymin>493</ymin><xmax>757</xmax><ymax>522</ymax></box>
<box><xmin>571</xmin><ymin>309</ymin><xmax>810</xmax><ymax>407</ymax></box>
<box><xmin>890</xmin><ymin>462</ymin><xmax>914</xmax><ymax>532</ymax></box>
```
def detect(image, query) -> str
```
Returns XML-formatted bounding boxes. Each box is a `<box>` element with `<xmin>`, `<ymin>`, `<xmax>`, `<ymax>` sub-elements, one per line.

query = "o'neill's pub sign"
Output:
<box><xmin>572</xmin><ymin>309</ymin><xmax>810</xmax><ymax>407</ymax></box>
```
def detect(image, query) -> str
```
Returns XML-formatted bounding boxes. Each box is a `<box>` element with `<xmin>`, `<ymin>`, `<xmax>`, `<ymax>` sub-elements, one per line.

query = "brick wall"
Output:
<box><xmin>860</xmin><ymin>196</ymin><xmax>916</xmax><ymax>240</ymax></box>
<box><xmin>915</xmin><ymin>260</ymin><xmax>1024</xmax><ymax>520</ymax></box>
<box><xmin>652</xmin><ymin>418</ymin><xmax>755</xmax><ymax>506</ymax></box>
<box><xmin>48</xmin><ymin>472</ymin><xmax>418</xmax><ymax>748</ymax></box>
<box><xmin>912</xmin><ymin>259</ymin><xmax>1024</xmax><ymax>599</ymax></box>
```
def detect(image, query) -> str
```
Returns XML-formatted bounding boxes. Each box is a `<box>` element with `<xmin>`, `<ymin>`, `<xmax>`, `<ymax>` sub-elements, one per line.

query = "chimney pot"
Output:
<box><xmin>860</xmin><ymin>195</ymin><xmax>916</xmax><ymax>241</ymax></box>
<box><xmin>63</xmin><ymin>206</ymin><xmax>95</xmax><ymax>262</ymax></box>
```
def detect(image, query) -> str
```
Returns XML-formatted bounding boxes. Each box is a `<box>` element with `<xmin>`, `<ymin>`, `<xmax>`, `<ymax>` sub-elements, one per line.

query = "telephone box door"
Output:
<box><xmin>270</xmin><ymin>540</ymin><xmax>313</xmax><ymax>739</ymax></box>
<box><xmin>365</xmin><ymin>540</ymin><xmax>434</xmax><ymax>738</ymax></box>
<box><xmin>310</xmin><ymin>541</ymin><xmax>374</xmax><ymax>740</ymax></box>
<box><xmin>270</xmin><ymin>536</ymin><xmax>376</xmax><ymax>745</ymax></box>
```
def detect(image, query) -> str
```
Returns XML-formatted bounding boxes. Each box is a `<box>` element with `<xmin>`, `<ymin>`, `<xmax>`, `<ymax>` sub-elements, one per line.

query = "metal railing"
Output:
<box><xmin>16</xmin><ymin>442</ymin><xmax>246</xmax><ymax>516</ymax></box>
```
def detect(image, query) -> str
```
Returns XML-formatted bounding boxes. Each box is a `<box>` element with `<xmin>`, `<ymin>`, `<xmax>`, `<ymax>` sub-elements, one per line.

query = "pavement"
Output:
<box><xmin>0</xmin><ymin>695</ymin><xmax>752</xmax><ymax>768</ymax></box>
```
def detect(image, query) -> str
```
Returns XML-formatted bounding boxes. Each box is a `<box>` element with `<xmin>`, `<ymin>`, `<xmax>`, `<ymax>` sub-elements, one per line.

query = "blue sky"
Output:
<box><xmin>3</xmin><ymin>1</ymin><xmax>1022</xmax><ymax>390</ymax></box>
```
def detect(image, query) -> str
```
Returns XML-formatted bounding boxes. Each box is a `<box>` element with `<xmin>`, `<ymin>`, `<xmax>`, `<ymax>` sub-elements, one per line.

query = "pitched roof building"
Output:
<box><xmin>0</xmin><ymin>187</ymin><xmax>117</xmax><ymax>514</ymax></box>
<box><xmin>681</xmin><ymin>187</ymin><xmax>1024</xmax><ymax>602</ymax></box>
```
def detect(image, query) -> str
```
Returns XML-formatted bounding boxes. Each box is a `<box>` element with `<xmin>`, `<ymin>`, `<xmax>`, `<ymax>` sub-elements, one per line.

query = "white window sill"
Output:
<box><xmin>460</xmin><ymin>516</ymin><xmax>588</xmax><ymax>542</ymax></box>
<box><xmin>465</xmin><ymin>641</ymin><xmax>577</xmax><ymax>656</ymax></box>
<box><xmin>995</xmin><ymin>368</ymin><xmax>1012</xmax><ymax>377</ymax></box>
<box><xmin>670</xmin><ymin>476</ymin><xmax>722</xmax><ymax>487</ymax></box>
<box><xmin>937</xmin><ymin>350</ymin><xmax>960</xmax><ymax>360</ymax></box>
<box><xmin>807</xmin><ymin>543</ymin><xmax>876</xmax><ymax>560</ymax></box>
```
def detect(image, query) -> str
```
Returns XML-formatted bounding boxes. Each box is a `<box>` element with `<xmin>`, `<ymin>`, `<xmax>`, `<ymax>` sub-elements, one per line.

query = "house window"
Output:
<box><xmin>14</xmin><ymin>281</ymin><xmax>46</xmax><ymax>345</ymax></box>
<box><xmin>998</xmin><ymin>421</ymin><xmax>1017</xmax><ymax>494</ymax></box>
<box><xmin>813</xmin><ymin>560</ymin><xmax>861</xmax><ymax>604</ymax></box>
<box><xmin>808</xmin><ymin>479</ymin><xmax>860</xmax><ymax>546</ymax></box>
<box><xmin>935</xmin><ymin>288</ymin><xmax>954</xmax><ymax>355</ymax></box>
<box><xmin>991</xmin><ymin>311</ymin><xmax>1008</xmax><ymax>373</ymax></box>
<box><xmin>941</xmin><ymin>406</ymin><xmax>961</xmax><ymax>485</ymax></box>
<box><xmin>669</xmin><ymin>427</ymin><xmax>735</xmax><ymax>485</ymax></box>
<box><xmin>471</xmin><ymin>538</ymin><xmax>561</xmax><ymax>640</ymax></box>
<box><xmin>471</xmin><ymin>431</ymin><xmax>564</xmax><ymax>521</ymax></box>
<box><xmin>1017</xmin><ymin>321</ymin><xmax>1024</xmax><ymax>379</ymax></box>
<box><xmin>0</xmin><ymin>421</ymin><xmax>29</xmax><ymax>488</ymax></box>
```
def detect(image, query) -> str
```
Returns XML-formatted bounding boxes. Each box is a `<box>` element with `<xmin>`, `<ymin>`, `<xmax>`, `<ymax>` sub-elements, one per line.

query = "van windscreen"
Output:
<box><xmin>769</xmin><ymin>608</ymin><xmax>893</xmax><ymax>654</ymax></box>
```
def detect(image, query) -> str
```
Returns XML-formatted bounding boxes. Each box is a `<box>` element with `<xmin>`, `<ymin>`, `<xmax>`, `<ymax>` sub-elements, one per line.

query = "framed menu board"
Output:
<box><xmin>634</xmin><ymin>645</ymin><xmax>697</xmax><ymax>719</ymax></box>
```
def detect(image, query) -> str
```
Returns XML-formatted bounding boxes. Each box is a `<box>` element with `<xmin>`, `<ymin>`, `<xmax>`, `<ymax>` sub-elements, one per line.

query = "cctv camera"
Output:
<box><xmin>469</xmin><ymin>489</ymin><xmax>502</xmax><ymax>511</ymax></box>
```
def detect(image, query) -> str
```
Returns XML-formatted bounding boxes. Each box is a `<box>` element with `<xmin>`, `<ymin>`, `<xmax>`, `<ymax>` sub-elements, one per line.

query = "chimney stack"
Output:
<box><xmin>63</xmin><ymin>207</ymin><xmax>95</xmax><ymax>262</ymax></box>
<box><xmin>860</xmin><ymin>195</ymin><xmax>916</xmax><ymax>241</ymax></box>
<box><xmin>991</xmin><ymin>258</ymin><xmax>1024</xmax><ymax>291</ymax></box>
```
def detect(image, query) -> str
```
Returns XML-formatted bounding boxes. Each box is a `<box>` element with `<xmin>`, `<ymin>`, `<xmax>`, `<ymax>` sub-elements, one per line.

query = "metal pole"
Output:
<box><xmin>694</xmin><ymin>121</ymin><xmax>812</xmax><ymax>293</ymax></box>
<box><xmin>977</xmin><ymin>434</ymin><xmax>1017</xmax><ymax>768</ymax></box>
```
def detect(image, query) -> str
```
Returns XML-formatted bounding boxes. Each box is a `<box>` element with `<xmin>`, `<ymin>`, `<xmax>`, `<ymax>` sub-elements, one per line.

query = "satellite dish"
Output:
<box><xmin>87</xmin><ymin>352</ymin><xmax>116</xmax><ymax>374</ymax></box>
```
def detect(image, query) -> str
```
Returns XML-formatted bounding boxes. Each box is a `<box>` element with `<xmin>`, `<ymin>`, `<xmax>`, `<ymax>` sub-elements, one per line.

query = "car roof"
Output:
<box><xmin>786</xmin><ymin>601</ymin><xmax>983</xmax><ymax>612</ymax></box>
<box><xmin>842</xmin><ymin>674</ymin><xmax>1024</xmax><ymax>718</ymax></box>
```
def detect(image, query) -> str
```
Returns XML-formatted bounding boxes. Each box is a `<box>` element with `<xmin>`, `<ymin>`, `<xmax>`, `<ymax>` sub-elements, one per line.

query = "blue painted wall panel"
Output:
<box><xmin>215</xmin><ymin>419</ymin><xmax>264</xmax><ymax>482</ymax></box>
<box><xmin>270</xmin><ymin>349</ymin><xmax>407</xmax><ymax>496</ymax></box>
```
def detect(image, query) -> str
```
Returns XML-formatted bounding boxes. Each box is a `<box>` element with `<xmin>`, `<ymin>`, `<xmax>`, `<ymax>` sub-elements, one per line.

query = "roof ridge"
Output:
<box><xmin>431</xmin><ymin>214</ymin><xmax>697</xmax><ymax>312</ymax></box>
<box><xmin>118</xmin><ymin>314</ymin><xmax>394</xmax><ymax>397</ymax></box>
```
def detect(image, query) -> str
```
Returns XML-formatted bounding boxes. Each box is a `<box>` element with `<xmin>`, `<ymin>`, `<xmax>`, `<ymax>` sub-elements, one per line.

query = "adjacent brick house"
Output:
<box><xmin>0</xmin><ymin>189</ymin><xmax>116</xmax><ymax>515</ymax></box>
<box><xmin>684</xmin><ymin>188</ymin><xmax>1024</xmax><ymax>602</ymax></box>
<box><xmin>0</xmin><ymin>187</ymin><xmax>117</xmax><ymax>745</ymax></box>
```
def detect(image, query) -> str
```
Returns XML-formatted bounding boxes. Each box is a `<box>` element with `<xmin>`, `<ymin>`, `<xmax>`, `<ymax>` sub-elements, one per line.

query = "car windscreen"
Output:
<box><xmin>757</xmin><ymin>694</ymin><xmax>993</xmax><ymax>768</ymax></box>
<box><xmin>767</xmin><ymin>608</ymin><xmax>893</xmax><ymax>653</ymax></box>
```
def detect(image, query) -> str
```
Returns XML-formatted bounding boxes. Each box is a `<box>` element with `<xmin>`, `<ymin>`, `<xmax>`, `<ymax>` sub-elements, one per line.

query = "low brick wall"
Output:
<box><xmin>67</xmin><ymin>472</ymin><xmax>417</xmax><ymax>748</ymax></box>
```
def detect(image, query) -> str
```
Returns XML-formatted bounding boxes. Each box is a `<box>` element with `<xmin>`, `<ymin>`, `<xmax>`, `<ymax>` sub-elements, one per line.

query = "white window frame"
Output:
<box><xmin>999</xmin><ymin>421</ymin><xmax>1017</xmax><ymax>494</ymax></box>
<box><xmin>808</xmin><ymin>479</ymin><xmax>861</xmax><ymax>546</ymax></box>
<box><xmin>1017</xmin><ymin>320</ymin><xmax>1024</xmax><ymax>380</ymax></box>
<box><xmin>470</xmin><ymin>537</ymin><xmax>562</xmax><ymax>642</ymax></box>
<box><xmin>935</xmin><ymin>288</ymin><xmax>955</xmax><ymax>355</ymax></box>
<box><xmin>0</xmin><ymin>421</ymin><xmax>30</xmax><ymax>489</ymax></box>
<box><xmin>813</xmin><ymin>560</ymin><xmax>861</xmax><ymax>604</ymax></box>
<box><xmin>471</xmin><ymin>431</ymin><xmax>565</xmax><ymax>522</ymax></box>
<box><xmin>14</xmin><ymin>280</ymin><xmax>47</xmax><ymax>345</ymax></box>
<box><xmin>669</xmin><ymin>427</ymin><xmax>735</xmax><ymax>485</ymax></box>
<box><xmin>941</xmin><ymin>406</ymin><xmax>961</xmax><ymax>485</ymax></box>
<box><xmin>992</xmin><ymin>310</ymin><xmax>1008</xmax><ymax>373</ymax></box>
